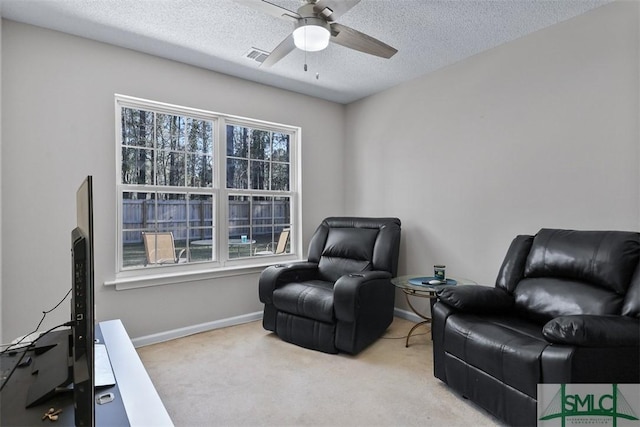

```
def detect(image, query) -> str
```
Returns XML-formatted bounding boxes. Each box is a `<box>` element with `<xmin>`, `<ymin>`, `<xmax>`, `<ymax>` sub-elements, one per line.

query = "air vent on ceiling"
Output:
<box><xmin>244</xmin><ymin>47</ymin><xmax>269</xmax><ymax>64</ymax></box>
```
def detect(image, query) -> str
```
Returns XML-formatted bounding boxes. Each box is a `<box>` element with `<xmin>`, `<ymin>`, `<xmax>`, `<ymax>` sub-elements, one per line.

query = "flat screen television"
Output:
<box><xmin>71</xmin><ymin>175</ymin><xmax>95</xmax><ymax>426</ymax></box>
<box><xmin>22</xmin><ymin>176</ymin><xmax>95</xmax><ymax>426</ymax></box>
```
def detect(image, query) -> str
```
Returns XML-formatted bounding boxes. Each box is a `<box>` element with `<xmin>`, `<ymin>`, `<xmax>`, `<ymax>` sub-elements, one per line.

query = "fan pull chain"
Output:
<box><xmin>300</xmin><ymin>24</ymin><xmax>318</xmax><ymax>79</ymax></box>
<box><xmin>304</xmin><ymin>25</ymin><xmax>308</xmax><ymax>72</ymax></box>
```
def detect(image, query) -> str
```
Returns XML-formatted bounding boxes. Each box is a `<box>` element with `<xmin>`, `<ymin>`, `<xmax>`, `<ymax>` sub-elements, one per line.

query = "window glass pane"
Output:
<box><xmin>156</xmin><ymin>193</ymin><xmax>187</xmax><ymax>235</ymax></box>
<box><xmin>156</xmin><ymin>114</ymin><xmax>186</xmax><ymax>151</ymax></box>
<box><xmin>187</xmin><ymin>154</ymin><xmax>212</xmax><ymax>188</ymax></box>
<box><xmin>165</xmin><ymin>229</ymin><xmax>187</xmax><ymax>259</ymax></box>
<box><xmin>272</xmin><ymin>133</ymin><xmax>289</xmax><ymax>162</ymax></box>
<box><xmin>122</xmin><ymin>148</ymin><xmax>153</xmax><ymax>185</ymax></box>
<box><xmin>228</xmin><ymin>195</ymin><xmax>249</xmax><ymax>232</ymax></box>
<box><xmin>189</xmin><ymin>228</ymin><xmax>214</xmax><ymax>263</ymax></box>
<box><xmin>250</xmin><ymin>129</ymin><xmax>271</xmax><ymax>160</ymax></box>
<box><xmin>188</xmin><ymin>194</ymin><xmax>213</xmax><ymax>228</ymax></box>
<box><xmin>188</xmin><ymin>227</ymin><xmax>213</xmax><ymax>240</ymax></box>
<box><xmin>226</xmin><ymin>125</ymin><xmax>248</xmax><ymax>158</ymax></box>
<box><xmin>156</xmin><ymin>151</ymin><xmax>186</xmax><ymax>186</ymax></box>
<box><xmin>122</xmin><ymin>192</ymin><xmax>156</xmax><ymax>230</ymax></box>
<box><xmin>252</xmin><ymin>196</ymin><xmax>291</xmax><ymax>256</ymax></box>
<box><xmin>271</xmin><ymin>163</ymin><xmax>289</xmax><ymax>191</ymax></box>
<box><xmin>251</xmin><ymin>196</ymin><xmax>271</xmax><ymax>254</ymax></box>
<box><xmin>251</xmin><ymin>196</ymin><xmax>273</xmax><ymax>231</ymax></box>
<box><xmin>227</xmin><ymin>158</ymin><xmax>248</xmax><ymax>189</ymax></box>
<box><xmin>228</xmin><ymin>226</ymin><xmax>251</xmax><ymax>240</ymax></box>
<box><xmin>122</xmin><ymin>229</ymin><xmax>150</xmax><ymax>268</ymax></box>
<box><xmin>121</xmin><ymin>108</ymin><xmax>153</xmax><ymax>148</ymax></box>
<box><xmin>122</xmin><ymin>192</ymin><xmax>156</xmax><ymax>268</ymax></box>
<box><xmin>274</xmin><ymin>196</ymin><xmax>291</xmax><ymax>226</ymax></box>
<box><xmin>254</xmin><ymin>226</ymin><xmax>275</xmax><ymax>254</ymax></box>
<box><xmin>150</xmin><ymin>195</ymin><xmax>189</xmax><ymax>263</ymax></box>
<box><xmin>250</xmin><ymin>160</ymin><xmax>270</xmax><ymax>190</ymax></box>
<box><xmin>228</xmin><ymin>194</ymin><xmax>251</xmax><ymax>258</ymax></box>
<box><xmin>204</xmin><ymin>121</ymin><xmax>214</xmax><ymax>152</ymax></box>
<box><xmin>228</xmin><ymin>228</ymin><xmax>253</xmax><ymax>259</ymax></box>
<box><xmin>185</xmin><ymin>118</ymin><xmax>212</xmax><ymax>153</ymax></box>
<box><xmin>187</xmin><ymin>194</ymin><xmax>215</xmax><ymax>262</ymax></box>
<box><xmin>274</xmin><ymin>226</ymin><xmax>291</xmax><ymax>255</ymax></box>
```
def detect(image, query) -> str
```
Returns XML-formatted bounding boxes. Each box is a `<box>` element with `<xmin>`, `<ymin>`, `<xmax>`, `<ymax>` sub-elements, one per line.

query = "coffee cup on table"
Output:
<box><xmin>434</xmin><ymin>265</ymin><xmax>446</xmax><ymax>282</ymax></box>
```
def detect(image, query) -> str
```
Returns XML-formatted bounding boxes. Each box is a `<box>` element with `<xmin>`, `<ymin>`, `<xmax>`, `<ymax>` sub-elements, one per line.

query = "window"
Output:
<box><xmin>226</xmin><ymin>124</ymin><xmax>292</xmax><ymax>259</ymax></box>
<box><xmin>116</xmin><ymin>95</ymin><xmax>299</xmax><ymax>276</ymax></box>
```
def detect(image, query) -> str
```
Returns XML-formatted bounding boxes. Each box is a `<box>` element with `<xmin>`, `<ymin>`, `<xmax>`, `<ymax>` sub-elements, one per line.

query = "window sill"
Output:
<box><xmin>104</xmin><ymin>258</ymin><xmax>302</xmax><ymax>291</ymax></box>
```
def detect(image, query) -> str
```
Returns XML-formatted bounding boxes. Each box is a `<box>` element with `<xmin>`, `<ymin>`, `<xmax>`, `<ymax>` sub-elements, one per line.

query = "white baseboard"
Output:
<box><xmin>132</xmin><ymin>309</ymin><xmax>419</xmax><ymax>348</ymax></box>
<box><xmin>131</xmin><ymin>311</ymin><xmax>263</xmax><ymax>348</ymax></box>
<box><xmin>393</xmin><ymin>307</ymin><xmax>422</xmax><ymax>323</ymax></box>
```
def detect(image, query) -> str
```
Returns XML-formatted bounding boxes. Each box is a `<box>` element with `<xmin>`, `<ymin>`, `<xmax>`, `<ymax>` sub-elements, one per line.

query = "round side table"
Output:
<box><xmin>391</xmin><ymin>275</ymin><xmax>477</xmax><ymax>347</ymax></box>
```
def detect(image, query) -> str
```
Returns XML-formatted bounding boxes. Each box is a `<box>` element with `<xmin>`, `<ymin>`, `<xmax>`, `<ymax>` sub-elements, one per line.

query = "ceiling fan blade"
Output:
<box><xmin>234</xmin><ymin>0</ymin><xmax>300</xmax><ymax>23</ymax></box>
<box><xmin>330</xmin><ymin>23</ymin><xmax>398</xmax><ymax>59</ymax></box>
<box><xmin>261</xmin><ymin>33</ymin><xmax>296</xmax><ymax>67</ymax></box>
<box><xmin>313</xmin><ymin>0</ymin><xmax>361</xmax><ymax>22</ymax></box>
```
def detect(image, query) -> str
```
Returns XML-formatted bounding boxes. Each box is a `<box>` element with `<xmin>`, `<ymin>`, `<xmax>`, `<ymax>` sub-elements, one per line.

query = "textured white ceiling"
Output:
<box><xmin>0</xmin><ymin>0</ymin><xmax>612</xmax><ymax>104</ymax></box>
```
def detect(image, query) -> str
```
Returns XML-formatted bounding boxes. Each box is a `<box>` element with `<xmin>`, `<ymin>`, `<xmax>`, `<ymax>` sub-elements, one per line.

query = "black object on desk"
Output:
<box><xmin>1</xmin><ymin>326</ymin><xmax>129</xmax><ymax>426</ymax></box>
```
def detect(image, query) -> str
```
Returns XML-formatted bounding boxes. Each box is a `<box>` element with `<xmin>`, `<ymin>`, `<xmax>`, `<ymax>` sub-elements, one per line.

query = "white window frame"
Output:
<box><xmin>108</xmin><ymin>94</ymin><xmax>302</xmax><ymax>290</ymax></box>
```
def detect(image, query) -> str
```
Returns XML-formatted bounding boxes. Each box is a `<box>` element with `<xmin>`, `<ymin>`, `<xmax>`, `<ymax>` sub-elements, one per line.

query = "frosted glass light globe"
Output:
<box><xmin>293</xmin><ymin>24</ymin><xmax>330</xmax><ymax>52</ymax></box>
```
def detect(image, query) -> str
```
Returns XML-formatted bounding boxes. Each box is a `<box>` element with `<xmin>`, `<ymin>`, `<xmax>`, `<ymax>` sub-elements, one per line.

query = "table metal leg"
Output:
<box><xmin>403</xmin><ymin>290</ymin><xmax>434</xmax><ymax>347</ymax></box>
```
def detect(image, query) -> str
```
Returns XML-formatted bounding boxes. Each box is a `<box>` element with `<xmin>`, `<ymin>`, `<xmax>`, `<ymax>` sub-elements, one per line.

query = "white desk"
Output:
<box><xmin>99</xmin><ymin>319</ymin><xmax>173</xmax><ymax>427</ymax></box>
<box><xmin>0</xmin><ymin>320</ymin><xmax>172</xmax><ymax>426</ymax></box>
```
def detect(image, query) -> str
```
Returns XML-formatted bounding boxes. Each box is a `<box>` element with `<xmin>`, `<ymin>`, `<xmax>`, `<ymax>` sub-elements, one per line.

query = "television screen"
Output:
<box><xmin>2</xmin><ymin>176</ymin><xmax>97</xmax><ymax>426</ymax></box>
<box><xmin>71</xmin><ymin>175</ymin><xmax>95</xmax><ymax>426</ymax></box>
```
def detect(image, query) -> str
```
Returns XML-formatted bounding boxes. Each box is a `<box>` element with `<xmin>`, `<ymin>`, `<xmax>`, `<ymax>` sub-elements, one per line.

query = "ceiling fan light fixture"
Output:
<box><xmin>293</xmin><ymin>18</ymin><xmax>331</xmax><ymax>52</ymax></box>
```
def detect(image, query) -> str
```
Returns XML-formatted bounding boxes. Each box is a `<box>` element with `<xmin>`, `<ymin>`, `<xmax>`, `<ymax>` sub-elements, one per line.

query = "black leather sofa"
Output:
<box><xmin>432</xmin><ymin>228</ymin><xmax>640</xmax><ymax>426</ymax></box>
<box><xmin>258</xmin><ymin>217</ymin><xmax>401</xmax><ymax>354</ymax></box>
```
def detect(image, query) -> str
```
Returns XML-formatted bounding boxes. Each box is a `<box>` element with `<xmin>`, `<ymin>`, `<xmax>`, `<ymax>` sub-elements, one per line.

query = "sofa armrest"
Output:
<box><xmin>258</xmin><ymin>261</ymin><xmax>319</xmax><ymax>304</ymax></box>
<box><xmin>334</xmin><ymin>271</ymin><xmax>393</xmax><ymax>322</ymax></box>
<box><xmin>436</xmin><ymin>285</ymin><xmax>514</xmax><ymax>314</ymax></box>
<box><xmin>542</xmin><ymin>315</ymin><xmax>640</xmax><ymax>347</ymax></box>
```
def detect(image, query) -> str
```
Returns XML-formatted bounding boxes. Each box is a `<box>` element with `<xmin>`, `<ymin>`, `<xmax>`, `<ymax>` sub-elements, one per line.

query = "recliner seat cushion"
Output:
<box><xmin>443</xmin><ymin>314</ymin><xmax>548</xmax><ymax>398</ymax></box>
<box><xmin>272</xmin><ymin>280</ymin><xmax>335</xmax><ymax>323</ymax></box>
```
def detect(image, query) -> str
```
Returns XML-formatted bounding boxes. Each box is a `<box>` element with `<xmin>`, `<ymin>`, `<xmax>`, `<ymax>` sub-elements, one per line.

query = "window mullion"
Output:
<box><xmin>217</xmin><ymin>118</ymin><xmax>229</xmax><ymax>263</ymax></box>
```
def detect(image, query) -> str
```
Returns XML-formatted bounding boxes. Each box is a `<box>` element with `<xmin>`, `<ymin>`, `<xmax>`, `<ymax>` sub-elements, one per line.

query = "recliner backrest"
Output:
<box><xmin>307</xmin><ymin>217</ymin><xmax>401</xmax><ymax>283</ymax></box>
<box><xmin>507</xmin><ymin>229</ymin><xmax>640</xmax><ymax>322</ymax></box>
<box><xmin>524</xmin><ymin>229</ymin><xmax>639</xmax><ymax>293</ymax></box>
<box><xmin>623</xmin><ymin>263</ymin><xmax>640</xmax><ymax>317</ymax></box>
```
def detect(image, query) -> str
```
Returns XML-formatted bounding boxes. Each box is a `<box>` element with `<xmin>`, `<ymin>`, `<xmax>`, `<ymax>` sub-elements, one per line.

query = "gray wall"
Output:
<box><xmin>2</xmin><ymin>1</ymin><xmax>639</xmax><ymax>341</ymax></box>
<box><xmin>1</xmin><ymin>20</ymin><xmax>345</xmax><ymax>340</ymax></box>
<box><xmin>345</xmin><ymin>1</ymin><xmax>639</xmax><ymax>313</ymax></box>
<box><xmin>0</xmin><ymin>16</ymin><xmax>3</xmax><ymax>345</ymax></box>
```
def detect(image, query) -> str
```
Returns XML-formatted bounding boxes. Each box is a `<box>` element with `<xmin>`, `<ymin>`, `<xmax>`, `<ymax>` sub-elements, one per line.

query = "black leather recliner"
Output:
<box><xmin>432</xmin><ymin>228</ymin><xmax>640</xmax><ymax>426</ymax></box>
<box><xmin>258</xmin><ymin>217</ymin><xmax>401</xmax><ymax>354</ymax></box>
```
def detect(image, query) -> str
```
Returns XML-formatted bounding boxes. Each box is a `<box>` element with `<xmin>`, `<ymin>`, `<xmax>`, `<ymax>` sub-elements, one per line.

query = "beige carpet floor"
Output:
<box><xmin>137</xmin><ymin>317</ymin><xmax>501</xmax><ymax>426</ymax></box>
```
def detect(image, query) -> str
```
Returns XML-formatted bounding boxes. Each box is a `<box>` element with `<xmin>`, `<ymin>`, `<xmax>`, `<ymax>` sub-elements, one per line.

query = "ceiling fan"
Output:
<box><xmin>236</xmin><ymin>0</ymin><xmax>398</xmax><ymax>67</ymax></box>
